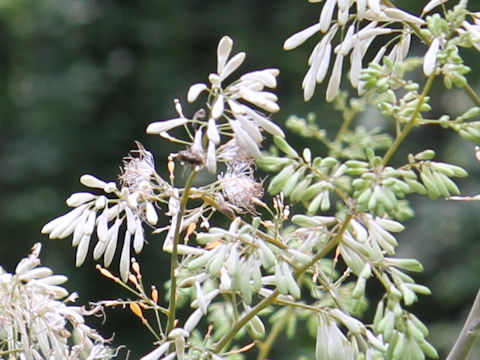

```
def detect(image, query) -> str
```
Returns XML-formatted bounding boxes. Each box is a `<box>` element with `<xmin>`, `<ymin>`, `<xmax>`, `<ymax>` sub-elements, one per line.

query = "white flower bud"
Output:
<box><xmin>187</xmin><ymin>83</ymin><xmax>208</xmax><ymax>103</ymax></box>
<box><xmin>207</xmin><ymin>118</ymin><xmax>220</xmax><ymax>144</ymax></box>
<box><xmin>217</xmin><ymin>36</ymin><xmax>233</xmax><ymax>75</ymax></box>
<box><xmin>283</xmin><ymin>22</ymin><xmax>322</xmax><ymax>50</ymax></box>
<box><xmin>326</xmin><ymin>52</ymin><xmax>344</xmax><ymax>102</ymax></box>
<box><xmin>133</xmin><ymin>218</ymin><xmax>144</xmax><ymax>254</ymax></box>
<box><xmin>220</xmin><ymin>52</ymin><xmax>246</xmax><ymax>81</ymax></box>
<box><xmin>139</xmin><ymin>343</ymin><xmax>170</xmax><ymax>360</ymax></box>
<box><xmin>319</xmin><ymin>0</ymin><xmax>336</xmax><ymax>32</ymax></box>
<box><xmin>383</xmin><ymin>8</ymin><xmax>425</xmax><ymax>25</ymax></box>
<box><xmin>146</xmin><ymin>202</ymin><xmax>158</xmax><ymax>225</ymax></box>
<box><xmin>206</xmin><ymin>140</ymin><xmax>217</xmax><ymax>174</ymax></box>
<box><xmin>80</xmin><ymin>174</ymin><xmax>107</xmax><ymax>189</ymax></box>
<box><xmin>146</xmin><ymin>118</ymin><xmax>189</xmax><ymax>135</ymax></box>
<box><xmin>423</xmin><ymin>37</ymin><xmax>440</xmax><ymax>76</ymax></box>
<box><xmin>119</xmin><ymin>232</ymin><xmax>131</xmax><ymax>282</ymax></box>
<box><xmin>66</xmin><ymin>192</ymin><xmax>96</xmax><ymax>207</ymax></box>
<box><xmin>211</xmin><ymin>94</ymin><xmax>225</xmax><ymax>119</ymax></box>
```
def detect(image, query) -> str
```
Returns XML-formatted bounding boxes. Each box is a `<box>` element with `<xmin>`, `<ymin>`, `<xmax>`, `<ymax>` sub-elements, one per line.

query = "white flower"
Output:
<box><xmin>0</xmin><ymin>244</ymin><xmax>115</xmax><ymax>359</ymax></box>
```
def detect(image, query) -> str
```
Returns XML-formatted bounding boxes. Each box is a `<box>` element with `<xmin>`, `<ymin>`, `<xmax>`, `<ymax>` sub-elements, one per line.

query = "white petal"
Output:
<box><xmin>230</xmin><ymin>120</ymin><xmax>261</xmax><ymax>158</ymax></box>
<box><xmin>207</xmin><ymin>118</ymin><xmax>220</xmax><ymax>144</ymax></box>
<box><xmin>240</xmin><ymin>69</ymin><xmax>278</xmax><ymax>88</ymax></box>
<box><xmin>239</xmin><ymin>86</ymin><xmax>279</xmax><ymax>113</ymax></box>
<box><xmin>80</xmin><ymin>174</ymin><xmax>107</xmax><ymax>189</ymax></box>
<box><xmin>76</xmin><ymin>234</ymin><xmax>91</xmax><ymax>267</ymax></box>
<box><xmin>146</xmin><ymin>118</ymin><xmax>189</xmax><ymax>135</ymax></box>
<box><xmin>96</xmin><ymin>207</ymin><xmax>110</xmax><ymax>242</ymax></box>
<box><xmin>339</xmin><ymin>24</ymin><xmax>355</xmax><ymax>55</ymax></box>
<box><xmin>124</xmin><ymin>206</ymin><xmax>137</xmax><ymax>235</ymax></box>
<box><xmin>217</xmin><ymin>36</ymin><xmax>233</xmax><ymax>75</ymax></box>
<box><xmin>283</xmin><ymin>23</ymin><xmax>322</xmax><ymax>50</ymax></box>
<box><xmin>227</xmin><ymin>98</ymin><xmax>246</xmax><ymax>115</ymax></box>
<box><xmin>357</xmin><ymin>0</ymin><xmax>367</xmax><ymax>19</ymax></box>
<box><xmin>383</xmin><ymin>8</ymin><xmax>425</xmax><ymax>25</ymax></box>
<box><xmin>93</xmin><ymin>237</ymin><xmax>108</xmax><ymax>260</ymax></box>
<box><xmin>104</xmin><ymin>219</ymin><xmax>122</xmax><ymax>267</ymax></box>
<box><xmin>238</xmin><ymin>115</ymin><xmax>263</xmax><ymax>143</ymax></box>
<box><xmin>220</xmin><ymin>52</ymin><xmax>246</xmax><ymax>81</ymax></box>
<box><xmin>211</xmin><ymin>95</ymin><xmax>225</xmax><ymax>119</ymax></box>
<box><xmin>133</xmin><ymin>218</ymin><xmax>144</xmax><ymax>253</ymax></box>
<box><xmin>423</xmin><ymin>37</ymin><xmax>440</xmax><ymax>76</ymax></box>
<box><xmin>303</xmin><ymin>43</ymin><xmax>322</xmax><ymax>101</ymax></box>
<box><xmin>206</xmin><ymin>141</ymin><xmax>217</xmax><ymax>174</ymax></box>
<box><xmin>326</xmin><ymin>52</ymin><xmax>344</xmax><ymax>102</ymax></box>
<box><xmin>119</xmin><ymin>232</ymin><xmax>131</xmax><ymax>282</ymax></box>
<box><xmin>184</xmin><ymin>308</ymin><xmax>203</xmax><ymax>333</ymax></box>
<box><xmin>367</xmin><ymin>0</ymin><xmax>381</xmax><ymax>14</ymax></box>
<box><xmin>350</xmin><ymin>44</ymin><xmax>363</xmax><ymax>88</ymax></box>
<box><xmin>72</xmin><ymin>210</ymin><xmax>89</xmax><ymax>246</ymax></box>
<box><xmin>320</xmin><ymin>0</ymin><xmax>337</xmax><ymax>32</ymax></box>
<box><xmin>356</xmin><ymin>27</ymin><xmax>392</xmax><ymax>41</ymax></box>
<box><xmin>139</xmin><ymin>343</ymin><xmax>170</xmax><ymax>360</ymax></box>
<box><xmin>316</xmin><ymin>43</ymin><xmax>332</xmax><ymax>83</ymax></box>
<box><xmin>423</xmin><ymin>0</ymin><xmax>448</xmax><ymax>14</ymax></box>
<box><xmin>83</xmin><ymin>210</ymin><xmax>96</xmax><ymax>235</ymax></box>
<box><xmin>187</xmin><ymin>83</ymin><xmax>208</xmax><ymax>103</ymax></box>
<box><xmin>195</xmin><ymin>281</ymin><xmax>207</xmax><ymax>315</ymax></box>
<box><xmin>146</xmin><ymin>202</ymin><xmax>158</xmax><ymax>225</ymax></box>
<box><xmin>242</xmin><ymin>105</ymin><xmax>285</xmax><ymax>137</ymax></box>
<box><xmin>66</xmin><ymin>192</ymin><xmax>96</xmax><ymax>207</ymax></box>
<box><xmin>338</xmin><ymin>5</ymin><xmax>349</xmax><ymax>25</ymax></box>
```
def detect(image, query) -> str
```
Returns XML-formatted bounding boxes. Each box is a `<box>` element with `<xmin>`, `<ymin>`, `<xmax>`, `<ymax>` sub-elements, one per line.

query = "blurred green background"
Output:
<box><xmin>2</xmin><ymin>0</ymin><xmax>480</xmax><ymax>358</ymax></box>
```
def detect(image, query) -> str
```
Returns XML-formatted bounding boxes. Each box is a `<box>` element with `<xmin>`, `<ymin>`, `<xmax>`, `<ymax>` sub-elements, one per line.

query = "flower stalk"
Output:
<box><xmin>166</xmin><ymin>169</ymin><xmax>199</xmax><ymax>334</ymax></box>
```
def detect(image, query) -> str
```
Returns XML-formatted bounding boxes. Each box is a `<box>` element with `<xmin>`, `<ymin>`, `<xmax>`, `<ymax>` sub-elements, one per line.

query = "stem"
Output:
<box><xmin>213</xmin><ymin>289</ymin><xmax>280</xmax><ymax>353</ymax></box>
<box><xmin>382</xmin><ymin>75</ymin><xmax>436</xmax><ymax>166</ymax></box>
<box><xmin>166</xmin><ymin>170</ymin><xmax>198</xmax><ymax>334</ymax></box>
<box><xmin>464</xmin><ymin>84</ymin><xmax>480</xmax><ymax>107</ymax></box>
<box><xmin>446</xmin><ymin>288</ymin><xmax>480</xmax><ymax>360</ymax></box>
<box><xmin>256</xmin><ymin>311</ymin><xmax>290</xmax><ymax>360</ymax></box>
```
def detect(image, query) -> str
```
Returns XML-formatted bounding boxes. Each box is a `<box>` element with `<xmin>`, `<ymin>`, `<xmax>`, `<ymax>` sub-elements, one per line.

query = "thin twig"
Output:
<box><xmin>446</xmin><ymin>288</ymin><xmax>480</xmax><ymax>360</ymax></box>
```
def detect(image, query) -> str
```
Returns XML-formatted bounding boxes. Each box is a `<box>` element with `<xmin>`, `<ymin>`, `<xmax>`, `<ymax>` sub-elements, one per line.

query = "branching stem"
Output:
<box><xmin>382</xmin><ymin>75</ymin><xmax>436</xmax><ymax>166</ymax></box>
<box><xmin>212</xmin><ymin>214</ymin><xmax>352</xmax><ymax>354</ymax></box>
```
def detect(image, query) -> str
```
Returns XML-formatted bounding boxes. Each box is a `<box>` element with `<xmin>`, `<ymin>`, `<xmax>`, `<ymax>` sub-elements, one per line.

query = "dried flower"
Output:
<box><xmin>218</xmin><ymin>163</ymin><xmax>264</xmax><ymax>214</ymax></box>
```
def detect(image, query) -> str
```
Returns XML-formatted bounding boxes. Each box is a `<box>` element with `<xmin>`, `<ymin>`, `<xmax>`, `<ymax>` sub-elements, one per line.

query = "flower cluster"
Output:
<box><xmin>42</xmin><ymin>143</ymin><xmax>167</xmax><ymax>282</ymax></box>
<box><xmin>0</xmin><ymin>243</ymin><xmax>115</xmax><ymax>359</ymax></box>
<box><xmin>147</xmin><ymin>36</ymin><xmax>284</xmax><ymax>173</ymax></box>
<box><xmin>284</xmin><ymin>0</ymin><xmax>430</xmax><ymax>101</ymax></box>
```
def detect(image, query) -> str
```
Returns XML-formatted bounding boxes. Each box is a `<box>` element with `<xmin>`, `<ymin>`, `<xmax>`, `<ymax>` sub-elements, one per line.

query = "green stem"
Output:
<box><xmin>256</xmin><ymin>311</ymin><xmax>290</xmax><ymax>360</ymax></box>
<box><xmin>446</xmin><ymin>288</ymin><xmax>480</xmax><ymax>360</ymax></box>
<box><xmin>166</xmin><ymin>170</ymin><xmax>198</xmax><ymax>334</ymax></box>
<box><xmin>382</xmin><ymin>75</ymin><xmax>436</xmax><ymax>166</ymax></box>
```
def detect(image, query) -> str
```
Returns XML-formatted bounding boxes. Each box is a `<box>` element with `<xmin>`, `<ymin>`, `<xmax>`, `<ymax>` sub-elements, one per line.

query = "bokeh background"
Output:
<box><xmin>1</xmin><ymin>0</ymin><xmax>480</xmax><ymax>358</ymax></box>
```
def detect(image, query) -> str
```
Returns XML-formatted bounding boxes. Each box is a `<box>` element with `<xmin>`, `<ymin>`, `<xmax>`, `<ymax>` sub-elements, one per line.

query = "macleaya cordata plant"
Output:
<box><xmin>6</xmin><ymin>0</ymin><xmax>480</xmax><ymax>359</ymax></box>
